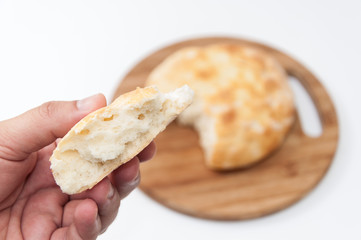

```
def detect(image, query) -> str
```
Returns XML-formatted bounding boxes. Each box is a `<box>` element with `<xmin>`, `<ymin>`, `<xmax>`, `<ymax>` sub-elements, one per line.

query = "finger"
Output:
<box><xmin>0</xmin><ymin>94</ymin><xmax>106</xmax><ymax>160</ymax></box>
<box><xmin>66</xmin><ymin>199</ymin><xmax>101</xmax><ymax>240</ymax></box>
<box><xmin>70</xmin><ymin>177</ymin><xmax>120</xmax><ymax>232</ymax></box>
<box><xmin>111</xmin><ymin>157</ymin><xmax>140</xmax><ymax>199</ymax></box>
<box><xmin>137</xmin><ymin>141</ymin><xmax>156</xmax><ymax>162</ymax></box>
<box><xmin>61</xmin><ymin>199</ymin><xmax>83</xmax><ymax>227</ymax></box>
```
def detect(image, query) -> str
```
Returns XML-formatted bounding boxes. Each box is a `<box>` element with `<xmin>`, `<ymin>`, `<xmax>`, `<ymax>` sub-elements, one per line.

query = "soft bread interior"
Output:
<box><xmin>177</xmin><ymin>97</ymin><xmax>216</xmax><ymax>163</ymax></box>
<box><xmin>50</xmin><ymin>85</ymin><xmax>194</xmax><ymax>194</ymax></box>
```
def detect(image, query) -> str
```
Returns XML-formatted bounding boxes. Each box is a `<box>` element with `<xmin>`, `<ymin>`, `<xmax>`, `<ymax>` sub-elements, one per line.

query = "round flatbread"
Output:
<box><xmin>147</xmin><ymin>44</ymin><xmax>295</xmax><ymax>170</ymax></box>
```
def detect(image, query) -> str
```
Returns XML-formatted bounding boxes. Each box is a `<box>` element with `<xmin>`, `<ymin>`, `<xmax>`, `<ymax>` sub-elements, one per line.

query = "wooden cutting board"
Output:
<box><xmin>112</xmin><ymin>37</ymin><xmax>339</xmax><ymax>220</ymax></box>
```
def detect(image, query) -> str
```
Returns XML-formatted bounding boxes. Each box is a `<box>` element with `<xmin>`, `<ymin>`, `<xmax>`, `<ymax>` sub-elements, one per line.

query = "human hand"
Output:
<box><xmin>0</xmin><ymin>94</ymin><xmax>155</xmax><ymax>239</ymax></box>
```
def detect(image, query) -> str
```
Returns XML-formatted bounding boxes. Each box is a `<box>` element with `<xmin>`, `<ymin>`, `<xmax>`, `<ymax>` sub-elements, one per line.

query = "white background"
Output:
<box><xmin>0</xmin><ymin>0</ymin><xmax>360</xmax><ymax>239</ymax></box>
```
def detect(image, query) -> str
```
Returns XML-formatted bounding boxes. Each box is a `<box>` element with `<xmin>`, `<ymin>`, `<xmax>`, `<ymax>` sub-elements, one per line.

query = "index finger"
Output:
<box><xmin>136</xmin><ymin>141</ymin><xmax>156</xmax><ymax>162</ymax></box>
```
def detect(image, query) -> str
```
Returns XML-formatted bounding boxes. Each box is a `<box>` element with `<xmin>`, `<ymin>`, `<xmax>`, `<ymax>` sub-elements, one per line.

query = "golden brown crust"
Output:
<box><xmin>147</xmin><ymin>44</ymin><xmax>295</xmax><ymax>169</ymax></box>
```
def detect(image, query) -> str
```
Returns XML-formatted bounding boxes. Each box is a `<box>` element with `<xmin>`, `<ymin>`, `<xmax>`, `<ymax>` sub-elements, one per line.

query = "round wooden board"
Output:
<box><xmin>113</xmin><ymin>37</ymin><xmax>339</xmax><ymax>220</ymax></box>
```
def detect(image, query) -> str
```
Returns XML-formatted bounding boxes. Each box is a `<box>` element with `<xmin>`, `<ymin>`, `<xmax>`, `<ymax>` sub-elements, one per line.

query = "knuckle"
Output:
<box><xmin>38</xmin><ymin>101</ymin><xmax>57</xmax><ymax>119</ymax></box>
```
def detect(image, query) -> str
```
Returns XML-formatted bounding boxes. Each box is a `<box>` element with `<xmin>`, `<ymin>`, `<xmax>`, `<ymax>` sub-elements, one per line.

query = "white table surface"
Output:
<box><xmin>0</xmin><ymin>1</ymin><xmax>360</xmax><ymax>239</ymax></box>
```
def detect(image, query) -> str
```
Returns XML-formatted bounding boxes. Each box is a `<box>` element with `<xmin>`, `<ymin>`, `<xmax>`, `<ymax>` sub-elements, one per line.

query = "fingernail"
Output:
<box><xmin>130</xmin><ymin>171</ymin><xmax>140</xmax><ymax>186</ymax></box>
<box><xmin>76</xmin><ymin>94</ymin><xmax>101</xmax><ymax>112</ymax></box>
<box><xmin>95</xmin><ymin>213</ymin><xmax>101</xmax><ymax>231</ymax></box>
<box><xmin>107</xmin><ymin>185</ymin><xmax>115</xmax><ymax>199</ymax></box>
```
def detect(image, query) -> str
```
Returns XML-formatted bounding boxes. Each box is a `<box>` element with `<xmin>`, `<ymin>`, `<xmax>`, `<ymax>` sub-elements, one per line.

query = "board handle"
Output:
<box><xmin>277</xmin><ymin>53</ymin><xmax>338</xmax><ymax>131</ymax></box>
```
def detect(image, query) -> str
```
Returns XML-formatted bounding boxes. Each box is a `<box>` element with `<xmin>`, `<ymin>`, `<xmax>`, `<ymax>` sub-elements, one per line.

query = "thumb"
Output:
<box><xmin>0</xmin><ymin>94</ymin><xmax>106</xmax><ymax>160</ymax></box>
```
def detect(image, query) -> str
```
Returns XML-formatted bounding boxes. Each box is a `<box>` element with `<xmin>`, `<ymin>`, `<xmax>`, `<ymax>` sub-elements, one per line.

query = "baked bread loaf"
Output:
<box><xmin>146</xmin><ymin>44</ymin><xmax>295</xmax><ymax>170</ymax></box>
<box><xmin>50</xmin><ymin>85</ymin><xmax>194</xmax><ymax>194</ymax></box>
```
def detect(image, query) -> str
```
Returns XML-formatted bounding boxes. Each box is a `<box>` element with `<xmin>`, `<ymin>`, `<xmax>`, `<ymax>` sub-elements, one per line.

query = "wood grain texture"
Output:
<box><xmin>113</xmin><ymin>37</ymin><xmax>339</xmax><ymax>220</ymax></box>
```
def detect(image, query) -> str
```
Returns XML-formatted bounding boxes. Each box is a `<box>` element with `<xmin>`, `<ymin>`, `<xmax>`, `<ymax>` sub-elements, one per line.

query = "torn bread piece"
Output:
<box><xmin>50</xmin><ymin>85</ymin><xmax>194</xmax><ymax>194</ymax></box>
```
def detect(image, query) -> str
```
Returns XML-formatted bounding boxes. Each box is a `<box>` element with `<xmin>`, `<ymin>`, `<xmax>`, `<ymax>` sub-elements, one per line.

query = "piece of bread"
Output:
<box><xmin>50</xmin><ymin>85</ymin><xmax>194</xmax><ymax>194</ymax></box>
<box><xmin>146</xmin><ymin>44</ymin><xmax>295</xmax><ymax>170</ymax></box>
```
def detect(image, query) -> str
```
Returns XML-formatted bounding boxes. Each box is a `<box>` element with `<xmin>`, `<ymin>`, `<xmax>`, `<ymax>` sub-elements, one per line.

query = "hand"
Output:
<box><xmin>0</xmin><ymin>94</ymin><xmax>155</xmax><ymax>240</ymax></box>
